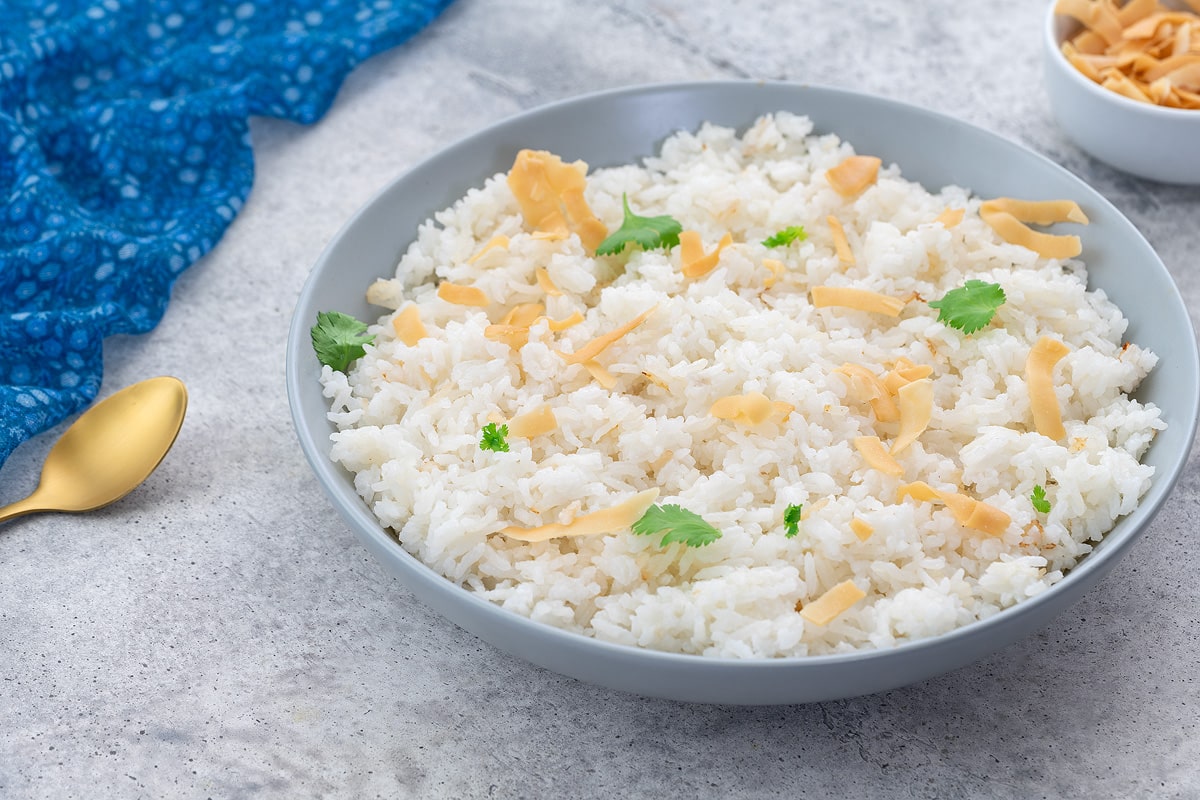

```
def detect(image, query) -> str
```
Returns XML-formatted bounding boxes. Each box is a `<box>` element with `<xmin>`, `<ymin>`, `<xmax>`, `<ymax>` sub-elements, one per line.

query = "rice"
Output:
<box><xmin>319</xmin><ymin>113</ymin><xmax>1163</xmax><ymax>657</ymax></box>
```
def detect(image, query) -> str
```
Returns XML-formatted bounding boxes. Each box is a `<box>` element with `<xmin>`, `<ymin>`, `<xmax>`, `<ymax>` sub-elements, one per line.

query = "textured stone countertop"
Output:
<box><xmin>2</xmin><ymin>1</ymin><xmax>1198</xmax><ymax>797</ymax></box>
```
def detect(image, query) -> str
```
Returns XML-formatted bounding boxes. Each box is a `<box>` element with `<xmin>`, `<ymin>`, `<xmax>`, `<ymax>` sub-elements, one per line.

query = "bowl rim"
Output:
<box><xmin>286</xmin><ymin>78</ymin><xmax>1200</xmax><ymax>679</ymax></box>
<box><xmin>1044</xmin><ymin>0</ymin><xmax>1200</xmax><ymax>121</ymax></box>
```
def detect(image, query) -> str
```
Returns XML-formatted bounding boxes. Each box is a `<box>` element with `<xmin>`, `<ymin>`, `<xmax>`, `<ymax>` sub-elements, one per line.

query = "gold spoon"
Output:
<box><xmin>0</xmin><ymin>376</ymin><xmax>188</xmax><ymax>524</ymax></box>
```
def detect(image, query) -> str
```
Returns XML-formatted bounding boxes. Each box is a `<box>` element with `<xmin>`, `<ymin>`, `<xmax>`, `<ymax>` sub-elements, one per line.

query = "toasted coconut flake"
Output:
<box><xmin>544</xmin><ymin>311</ymin><xmax>584</xmax><ymax>331</ymax></box>
<box><xmin>979</xmin><ymin>208</ymin><xmax>1083</xmax><ymax>260</ymax></box>
<box><xmin>1117</xmin><ymin>0</ymin><xmax>1159</xmax><ymax>26</ymax></box>
<box><xmin>649</xmin><ymin>449</ymin><xmax>674</xmax><ymax>472</ymax></box>
<box><xmin>837</xmin><ymin>363</ymin><xmax>900</xmax><ymax>423</ymax></box>
<box><xmin>827</xmin><ymin>215</ymin><xmax>855</xmax><ymax>266</ymax></box>
<box><xmin>850</xmin><ymin>518</ymin><xmax>874</xmax><ymax>542</ymax></box>
<box><xmin>934</xmin><ymin>208</ymin><xmax>965</xmax><ymax>228</ymax></box>
<box><xmin>1102</xmin><ymin>70</ymin><xmax>1153</xmax><ymax>101</ymax></box>
<box><xmin>680</xmin><ymin>230</ymin><xmax>734</xmax><ymax>278</ymax></box>
<box><xmin>484</xmin><ymin>304</ymin><xmax>555</xmax><ymax>351</ymax></box>
<box><xmin>1125</xmin><ymin>10</ymin><xmax>1199</xmax><ymax>38</ymax></box>
<box><xmin>981</xmin><ymin>198</ymin><xmax>1089</xmax><ymax>226</ymax></box>
<box><xmin>799</xmin><ymin>580</ymin><xmax>866</xmax><ymax>625</ymax></box>
<box><xmin>500</xmin><ymin>488</ymin><xmax>660</xmax><ymax>543</ymax></box>
<box><xmin>896</xmin><ymin>481</ymin><xmax>1011</xmax><ymax>536</ymax></box>
<box><xmin>437</xmin><ymin>281</ymin><xmax>491</xmax><ymax>307</ymax></box>
<box><xmin>812</xmin><ymin>286</ymin><xmax>905</xmax><ymax>317</ymax></box>
<box><xmin>501</xmin><ymin>302</ymin><xmax>545</xmax><ymax>327</ymax></box>
<box><xmin>882</xmin><ymin>358</ymin><xmax>934</xmax><ymax>394</ymax></box>
<box><xmin>936</xmin><ymin>489</ymin><xmax>978</xmax><ymax>525</ymax></box>
<box><xmin>1074</xmin><ymin>28</ymin><xmax>1110</xmax><ymax>53</ymax></box>
<box><xmin>1167</xmin><ymin>60</ymin><xmax>1200</xmax><ymax>89</ymax></box>
<box><xmin>556</xmin><ymin>305</ymin><xmax>657</xmax><ymax>365</ymax></box>
<box><xmin>1148</xmin><ymin>76</ymin><xmax>1176</xmax><ymax>103</ymax></box>
<box><xmin>854</xmin><ymin>435</ymin><xmax>904</xmax><ymax>476</ymax></box>
<box><xmin>979</xmin><ymin>198</ymin><xmax>1088</xmax><ymax>259</ymax></box>
<box><xmin>535</xmin><ymin>266</ymin><xmax>564</xmax><ymax>297</ymax></box>
<box><xmin>467</xmin><ymin>235</ymin><xmax>511</xmax><ymax>264</ymax></box>
<box><xmin>891</xmin><ymin>378</ymin><xmax>933</xmax><ymax>455</ymax></box>
<box><xmin>1062</xmin><ymin>41</ymin><xmax>1107</xmax><ymax>80</ymax></box>
<box><xmin>1176</xmin><ymin>85</ymin><xmax>1200</xmax><ymax>108</ymax></box>
<box><xmin>508</xmin><ymin>404</ymin><xmax>557</xmax><ymax>438</ymax></box>
<box><xmin>1142</xmin><ymin>52</ymin><xmax>1200</xmax><ymax>81</ymax></box>
<box><xmin>801</xmin><ymin>498</ymin><xmax>829</xmax><ymax>521</ymax></box>
<box><xmin>1175</xmin><ymin>19</ymin><xmax>1194</xmax><ymax>55</ymax></box>
<box><xmin>896</xmin><ymin>480</ymin><xmax>940</xmax><ymax>504</ymax></box>
<box><xmin>1026</xmin><ymin>336</ymin><xmax>1071</xmax><ymax>440</ymax></box>
<box><xmin>507</xmin><ymin>150</ymin><xmax>607</xmax><ymax>251</ymax></box>
<box><xmin>1056</xmin><ymin>0</ymin><xmax>1123</xmax><ymax>44</ymax></box>
<box><xmin>392</xmin><ymin>305</ymin><xmax>428</xmax><ymax>346</ymax></box>
<box><xmin>710</xmin><ymin>391</ymin><xmax>775</xmax><ymax>425</ymax></box>
<box><xmin>962</xmin><ymin>501</ymin><xmax>1012</xmax><ymax>536</ymax></box>
<box><xmin>583</xmin><ymin>360</ymin><xmax>618</xmax><ymax>389</ymax></box>
<box><xmin>825</xmin><ymin>155</ymin><xmax>882</xmax><ymax>197</ymax></box>
<box><xmin>484</xmin><ymin>323</ymin><xmax>530</xmax><ymax>350</ymax></box>
<box><xmin>762</xmin><ymin>257</ymin><xmax>785</xmax><ymax>289</ymax></box>
<box><xmin>1059</xmin><ymin>1</ymin><xmax>1200</xmax><ymax>107</ymax></box>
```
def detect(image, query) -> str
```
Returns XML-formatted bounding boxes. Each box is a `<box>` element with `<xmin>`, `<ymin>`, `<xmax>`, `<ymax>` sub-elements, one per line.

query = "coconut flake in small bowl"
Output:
<box><xmin>1043</xmin><ymin>0</ymin><xmax>1200</xmax><ymax>183</ymax></box>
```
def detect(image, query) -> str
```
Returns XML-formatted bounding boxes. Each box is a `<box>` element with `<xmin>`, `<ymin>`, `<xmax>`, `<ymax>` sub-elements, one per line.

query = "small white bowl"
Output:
<box><xmin>1043</xmin><ymin>1</ymin><xmax>1200</xmax><ymax>184</ymax></box>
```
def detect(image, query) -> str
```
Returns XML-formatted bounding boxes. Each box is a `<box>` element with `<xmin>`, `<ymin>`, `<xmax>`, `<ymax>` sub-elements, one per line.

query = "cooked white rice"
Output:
<box><xmin>320</xmin><ymin>113</ymin><xmax>1163</xmax><ymax>657</ymax></box>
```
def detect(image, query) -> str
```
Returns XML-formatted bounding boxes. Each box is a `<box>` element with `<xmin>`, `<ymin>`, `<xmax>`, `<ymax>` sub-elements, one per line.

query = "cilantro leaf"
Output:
<box><xmin>1031</xmin><ymin>484</ymin><xmax>1051</xmax><ymax>514</ymax></box>
<box><xmin>311</xmin><ymin>310</ymin><xmax>375</xmax><ymax>372</ymax></box>
<box><xmin>783</xmin><ymin>503</ymin><xmax>804</xmax><ymax>538</ymax></box>
<box><xmin>479</xmin><ymin>422</ymin><xmax>510</xmax><ymax>453</ymax></box>
<box><xmin>762</xmin><ymin>226</ymin><xmax>807</xmax><ymax>248</ymax></box>
<box><xmin>595</xmin><ymin>194</ymin><xmax>682</xmax><ymax>256</ymax></box>
<box><xmin>927</xmin><ymin>280</ymin><xmax>1006</xmax><ymax>335</ymax></box>
<box><xmin>632</xmin><ymin>504</ymin><xmax>721</xmax><ymax>548</ymax></box>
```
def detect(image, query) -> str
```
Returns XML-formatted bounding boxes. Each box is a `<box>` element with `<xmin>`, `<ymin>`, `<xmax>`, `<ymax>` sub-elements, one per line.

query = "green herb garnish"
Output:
<box><xmin>594</xmin><ymin>194</ymin><xmax>682</xmax><ymax>256</ymax></box>
<box><xmin>927</xmin><ymin>279</ymin><xmax>1006</xmax><ymax>335</ymax></box>
<box><xmin>762</xmin><ymin>226</ymin><xmax>807</xmax><ymax>248</ymax></box>
<box><xmin>783</xmin><ymin>503</ymin><xmax>804</xmax><ymax>538</ymax></box>
<box><xmin>1031</xmin><ymin>484</ymin><xmax>1051</xmax><ymax>514</ymax></box>
<box><xmin>311</xmin><ymin>310</ymin><xmax>375</xmax><ymax>372</ymax></box>
<box><xmin>632</xmin><ymin>504</ymin><xmax>722</xmax><ymax>548</ymax></box>
<box><xmin>479</xmin><ymin>422</ymin><xmax>510</xmax><ymax>453</ymax></box>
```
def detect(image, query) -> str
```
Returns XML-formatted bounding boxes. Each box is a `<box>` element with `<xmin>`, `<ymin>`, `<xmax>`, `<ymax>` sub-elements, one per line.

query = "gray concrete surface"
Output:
<box><xmin>2</xmin><ymin>0</ymin><xmax>1198</xmax><ymax>797</ymax></box>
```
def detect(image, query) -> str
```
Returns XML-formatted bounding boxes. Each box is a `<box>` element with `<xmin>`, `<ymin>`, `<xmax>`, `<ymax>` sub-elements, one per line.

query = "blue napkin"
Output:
<box><xmin>0</xmin><ymin>0</ymin><xmax>453</xmax><ymax>468</ymax></box>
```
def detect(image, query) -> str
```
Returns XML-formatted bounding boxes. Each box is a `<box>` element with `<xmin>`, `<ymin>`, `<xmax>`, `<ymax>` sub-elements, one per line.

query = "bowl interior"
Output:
<box><xmin>286</xmin><ymin>81</ymin><xmax>1199</xmax><ymax>703</ymax></box>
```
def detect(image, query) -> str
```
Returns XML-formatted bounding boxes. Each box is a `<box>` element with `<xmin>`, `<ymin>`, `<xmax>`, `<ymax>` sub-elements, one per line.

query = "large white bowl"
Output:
<box><xmin>1043</xmin><ymin>1</ymin><xmax>1200</xmax><ymax>184</ymax></box>
<box><xmin>286</xmin><ymin>81</ymin><xmax>1199</xmax><ymax>704</ymax></box>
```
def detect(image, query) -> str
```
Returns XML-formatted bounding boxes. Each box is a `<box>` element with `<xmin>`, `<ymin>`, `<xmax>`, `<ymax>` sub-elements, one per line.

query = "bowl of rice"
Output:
<box><xmin>286</xmin><ymin>81</ymin><xmax>1198</xmax><ymax>704</ymax></box>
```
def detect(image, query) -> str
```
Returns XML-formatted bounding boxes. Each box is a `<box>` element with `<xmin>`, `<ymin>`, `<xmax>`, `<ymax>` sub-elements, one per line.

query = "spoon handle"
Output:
<box><xmin>0</xmin><ymin>496</ymin><xmax>45</xmax><ymax>524</ymax></box>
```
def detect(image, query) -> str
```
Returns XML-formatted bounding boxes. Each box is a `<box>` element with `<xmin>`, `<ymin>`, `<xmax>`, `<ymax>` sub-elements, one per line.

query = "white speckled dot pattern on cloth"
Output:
<box><xmin>0</xmin><ymin>0</ymin><xmax>452</xmax><ymax>465</ymax></box>
<box><xmin>1</xmin><ymin>1</ymin><xmax>1198</xmax><ymax>797</ymax></box>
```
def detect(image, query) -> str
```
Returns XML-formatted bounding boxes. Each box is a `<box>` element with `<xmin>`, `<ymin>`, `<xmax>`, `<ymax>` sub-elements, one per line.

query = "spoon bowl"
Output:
<box><xmin>0</xmin><ymin>376</ymin><xmax>188</xmax><ymax>523</ymax></box>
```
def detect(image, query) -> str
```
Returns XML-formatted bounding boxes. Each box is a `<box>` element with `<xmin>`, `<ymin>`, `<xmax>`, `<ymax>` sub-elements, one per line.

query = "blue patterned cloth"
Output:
<box><xmin>0</xmin><ymin>0</ymin><xmax>452</xmax><ymax>467</ymax></box>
